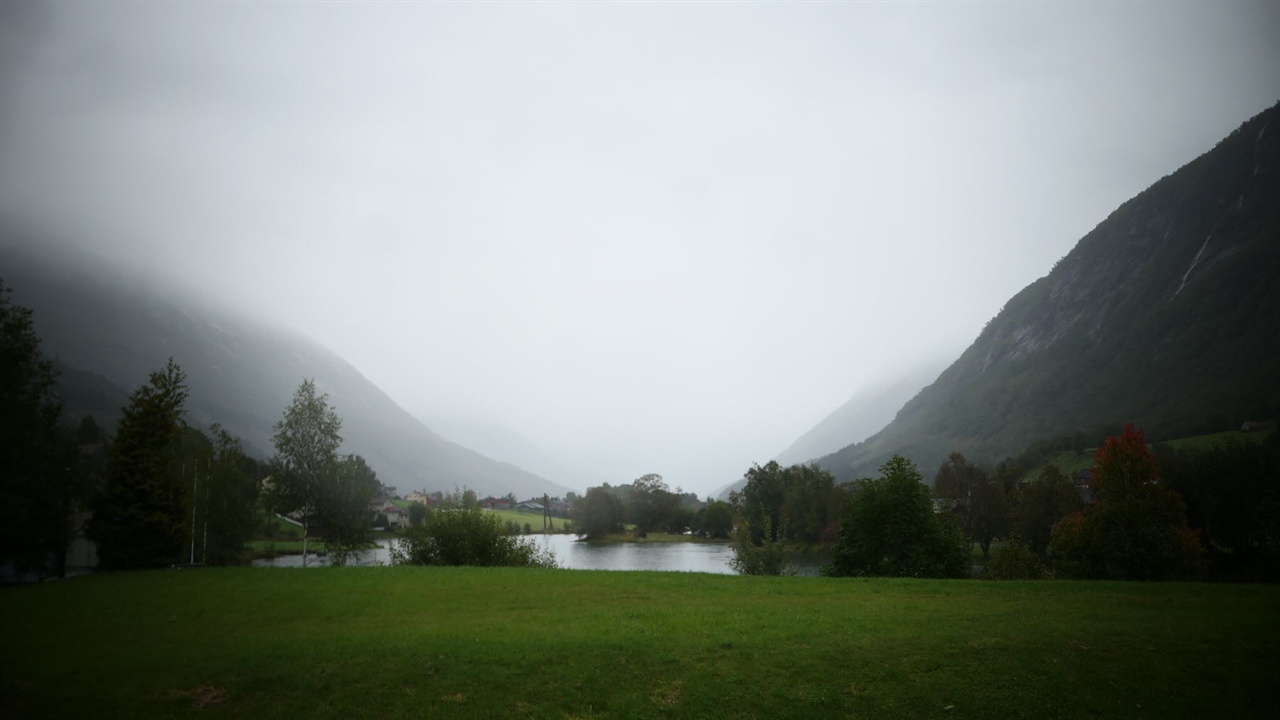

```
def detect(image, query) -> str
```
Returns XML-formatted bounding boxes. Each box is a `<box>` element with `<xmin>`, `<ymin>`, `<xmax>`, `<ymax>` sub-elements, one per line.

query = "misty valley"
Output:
<box><xmin>3</xmin><ymin>4</ymin><xmax>1279</xmax><ymax>716</ymax></box>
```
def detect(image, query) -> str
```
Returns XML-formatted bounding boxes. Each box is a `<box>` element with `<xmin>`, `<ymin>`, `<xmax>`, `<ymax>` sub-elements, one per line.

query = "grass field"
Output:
<box><xmin>3</xmin><ymin>569</ymin><xmax>1277</xmax><ymax>719</ymax></box>
<box><xmin>486</xmin><ymin>507</ymin><xmax>575</xmax><ymax>533</ymax></box>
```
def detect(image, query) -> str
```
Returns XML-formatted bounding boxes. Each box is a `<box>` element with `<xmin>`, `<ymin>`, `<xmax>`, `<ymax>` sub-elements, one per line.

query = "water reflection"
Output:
<box><xmin>534</xmin><ymin>534</ymin><xmax>735</xmax><ymax>574</ymax></box>
<box><xmin>251</xmin><ymin>535</ymin><xmax>829</xmax><ymax>575</ymax></box>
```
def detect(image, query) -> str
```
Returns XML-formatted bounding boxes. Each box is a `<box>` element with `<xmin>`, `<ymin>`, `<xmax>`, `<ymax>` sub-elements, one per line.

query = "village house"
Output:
<box><xmin>369</xmin><ymin>497</ymin><xmax>409</xmax><ymax>529</ymax></box>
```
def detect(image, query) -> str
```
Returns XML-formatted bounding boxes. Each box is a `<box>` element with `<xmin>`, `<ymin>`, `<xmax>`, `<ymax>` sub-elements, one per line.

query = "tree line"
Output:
<box><xmin>729</xmin><ymin>423</ymin><xmax>1279</xmax><ymax>581</ymax></box>
<box><xmin>1</xmin><ymin>278</ymin><xmax>383</xmax><ymax>575</ymax></box>
<box><xmin>569</xmin><ymin>473</ymin><xmax>734</xmax><ymax>541</ymax></box>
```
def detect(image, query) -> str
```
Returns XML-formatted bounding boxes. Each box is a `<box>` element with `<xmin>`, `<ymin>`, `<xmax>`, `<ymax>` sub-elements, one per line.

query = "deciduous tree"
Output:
<box><xmin>626</xmin><ymin>473</ymin><xmax>680</xmax><ymax>534</ymax></box>
<box><xmin>732</xmin><ymin>461</ymin><xmax>843</xmax><ymax>547</ymax></box>
<box><xmin>694</xmin><ymin>499</ymin><xmax>734</xmax><ymax>539</ymax></box>
<box><xmin>200</xmin><ymin>424</ymin><xmax>260</xmax><ymax>565</ymax></box>
<box><xmin>321</xmin><ymin>453</ymin><xmax>379</xmax><ymax>565</ymax></box>
<box><xmin>1051</xmin><ymin>424</ymin><xmax>1202</xmax><ymax>580</ymax></box>
<box><xmin>933</xmin><ymin>453</ymin><xmax>1011</xmax><ymax>559</ymax></box>
<box><xmin>572</xmin><ymin>486</ymin><xmax>622</xmax><ymax>539</ymax></box>
<box><xmin>270</xmin><ymin>378</ymin><xmax>342</xmax><ymax>566</ymax></box>
<box><xmin>1011</xmin><ymin>464</ymin><xmax>1081</xmax><ymax>559</ymax></box>
<box><xmin>825</xmin><ymin>455</ymin><xmax>969</xmax><ymax>578</ymax></box>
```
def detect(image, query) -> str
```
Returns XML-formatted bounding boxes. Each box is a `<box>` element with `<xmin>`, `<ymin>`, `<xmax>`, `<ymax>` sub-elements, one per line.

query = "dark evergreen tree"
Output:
<box><xmin>0</xmin><ymin>279</ymin><xmax>76</xmax><ymax>576</ymax></box>
<box><xmin>88</xmin><ymin>358</ymin><xmax>190</xmax><ymax>570</ymax></box>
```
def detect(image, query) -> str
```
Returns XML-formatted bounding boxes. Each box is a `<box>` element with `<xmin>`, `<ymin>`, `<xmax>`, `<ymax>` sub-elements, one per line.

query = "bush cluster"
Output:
<box><xmin>391</xmin><ymin>507</ymin><xmax>556</xmax><ymax>568</ymax></box>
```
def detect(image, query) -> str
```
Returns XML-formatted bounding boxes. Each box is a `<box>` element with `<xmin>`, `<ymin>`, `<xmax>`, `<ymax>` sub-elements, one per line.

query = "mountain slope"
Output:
<box><xmin>819</xmin><ymin>101</ymin><xmax>1280</xmax><ymax>482</ymax></box>
<box><xmin>1</xmin><ymin>238</ymin><xmax>572</xmax><ymax>498</ymax></box>
<box><xmin>775</xmin><ymin>363</ymin><xmax>946</xmax><ymax>467</ymax></box>
<box><xmin>711</xmin><ymin>362</ymin><xmax>946</xmax><ymax>500</ymax></box>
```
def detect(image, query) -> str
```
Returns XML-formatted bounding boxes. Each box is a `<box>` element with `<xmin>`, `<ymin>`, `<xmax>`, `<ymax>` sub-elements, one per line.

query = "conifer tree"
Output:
<box><xmin>89</xmin><ymin>358</ymin><xmax>190</xmax><ymax>569</ymax></box>
<box><xmin>0</xmin><ymin>279</ymin><xmax>74</xmax><ymax>575</ymax></box>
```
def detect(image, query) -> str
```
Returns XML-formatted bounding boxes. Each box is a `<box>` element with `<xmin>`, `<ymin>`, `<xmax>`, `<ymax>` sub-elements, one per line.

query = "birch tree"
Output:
<box><xmin>270</xmin><ymin>379</ymin><xmax>341</xmax><ymax>566</ymax></box>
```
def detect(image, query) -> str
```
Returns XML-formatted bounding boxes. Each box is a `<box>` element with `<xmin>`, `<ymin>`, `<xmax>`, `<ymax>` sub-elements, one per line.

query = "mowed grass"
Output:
<box><xmin>486</xmin><ymin>507</ymin><xmax>575</xmax><ymax>533</ymax></box>
<box><xmin>2</xmin><ymin>569</ymin><xmax>1277</xmax><ymax>719</ymax></box>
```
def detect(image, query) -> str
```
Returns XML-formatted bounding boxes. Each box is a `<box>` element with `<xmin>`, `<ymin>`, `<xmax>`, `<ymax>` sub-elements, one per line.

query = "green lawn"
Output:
<box><xmin>486</xmin><ymin>507</ymin><xmax>574</xmax><ymax>533</ymax></box>
<box><xmin>3</xmin><ymin>569</ymin><xmax>1276</xmax><ymax>719</ymax></box>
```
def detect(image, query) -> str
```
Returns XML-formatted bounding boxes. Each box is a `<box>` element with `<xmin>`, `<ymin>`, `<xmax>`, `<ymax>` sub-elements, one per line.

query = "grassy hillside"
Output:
<box><xmin>1031</xmin><ymin>425</ymin><xmax>1275</xmax><ymax>481</ymax></box>
<box><xmin>3</xmin><ymin>569</ymin><xmax>1277</xmax><ymax>719</ymax></box>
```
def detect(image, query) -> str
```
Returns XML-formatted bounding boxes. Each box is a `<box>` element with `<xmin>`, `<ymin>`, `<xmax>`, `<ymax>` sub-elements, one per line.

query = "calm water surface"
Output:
<box><xmin>250</xmin><ymin>535</ymin><xmax>831</xmax><ymax>575</ymax></box>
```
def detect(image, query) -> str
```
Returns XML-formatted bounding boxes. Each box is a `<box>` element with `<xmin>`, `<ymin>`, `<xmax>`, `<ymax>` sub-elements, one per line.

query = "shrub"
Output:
<box><xmin>390</xmin><ymin>508</ymin><xmax>556</xmax><ymax>568</ymax></box>
<box><xmin>729</xmin><ymin>516</ymin><xmax>793</xmax><ymax>576</ymax></box>
<box><xmin>986</xmin><ymin>536</ymin><xmax>1046</xmax><ymax>580</ymax></box>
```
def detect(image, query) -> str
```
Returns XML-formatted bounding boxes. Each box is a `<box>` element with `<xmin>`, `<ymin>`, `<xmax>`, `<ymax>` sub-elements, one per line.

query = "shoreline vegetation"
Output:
<box><xmin>3</xmin><ymin>568</ymin><xmax>1276</xmax><ymax>719</ymax></box>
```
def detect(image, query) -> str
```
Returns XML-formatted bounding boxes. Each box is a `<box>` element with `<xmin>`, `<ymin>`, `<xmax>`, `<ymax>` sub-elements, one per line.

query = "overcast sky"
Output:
<box><xmin>2</xmin><ymin>2</ymin><xmax>1278</xmax><ymax>496</ymax></box>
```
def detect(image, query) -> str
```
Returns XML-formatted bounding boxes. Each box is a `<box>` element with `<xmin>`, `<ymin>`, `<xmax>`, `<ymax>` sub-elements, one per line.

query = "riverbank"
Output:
<box><xmin>3</xmin><ymin>568</ymin><xmax>1276</xmax><ymax>719</ymax></box>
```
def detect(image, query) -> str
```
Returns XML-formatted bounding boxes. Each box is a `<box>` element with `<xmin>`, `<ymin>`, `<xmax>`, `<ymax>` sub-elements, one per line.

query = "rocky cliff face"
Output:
<box><xmin>819</xmin><ymin>102</ymin><xmax>1280</xmax><ymax>482</ymax></box>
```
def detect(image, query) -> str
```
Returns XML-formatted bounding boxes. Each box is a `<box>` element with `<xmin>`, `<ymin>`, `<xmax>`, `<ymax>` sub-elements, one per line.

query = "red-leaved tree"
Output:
<box><xmin>1051</xmin><ymin>424</ymin><xmax>1201</xmax><ymax>580</ymax></box>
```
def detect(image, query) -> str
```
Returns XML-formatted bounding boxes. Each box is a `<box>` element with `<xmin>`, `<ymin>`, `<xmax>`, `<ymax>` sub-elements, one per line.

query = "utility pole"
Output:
<box><xmin>189</xmin><ymin>462</ymin><xmax>197</xmax><ymax>565</ymax></box>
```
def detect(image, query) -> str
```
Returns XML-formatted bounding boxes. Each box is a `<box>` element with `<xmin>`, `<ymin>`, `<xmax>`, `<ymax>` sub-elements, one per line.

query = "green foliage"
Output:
<box><xmin>1155</xmin><ymin>433</ymin><xmax>1280</xmax><ymax>580</ymax></box>
<box><xmin>199</xmin><ymin>424</ymin><xmax>260</xmax><ymax>565</ymax></box>
<box><xmin>0</xmin><ymin>279</ymin><xmax>77</xmax><ymax>576</ymax></box>
<box><xmin>1051</xmin><ymin>425</ymin><xmax>1203</xmax><ymax>580</ymax></box>
<box><xmin>728</xmin><ymin>461</ymin><xmax>842</xmax><ymax>574</ymax></box>
<box><xmin>932</xmin><ymin>452</ymin><xmax>1012</xmax><ymax>558</ymax></box>
<box><xmin>826</xmin><ymin>455</ymin><xmax>970</xmax><ymax>578</ymax></box>
<box><xmin>728</xmin><ymin>514</ymin><xmax>792</xmax><ymax>576</ymax></box>
<box><xmin>391</xmin><ymin>506</ymin><xmax>556</xmax><ymax>568</ymax></box>
<box><xmin>269</xmin><ymin>379</ymin><xmax>342</xmax><ymax>519</ymax></box>
<box><xmin>625</xmin><ymin>473</ymin><xmax>682</xmax><ymax>533</ymax></box>
<box><xmin>89</xmin><ymin>358</ymin><xmax>190</xmax><ymax>570</ymax></box>
<box><xmin>1011</xmin><ymin>464</ymin><xmax>1082</xmax><ymax>559</ymax></box>
<box><xmin>986</xmin><ymin>535</ymin><xmax>1047</xmax><ymax>580</ymax></box>
<box><xmin>572</xmin><ymin>486</ymin><xmax>623</xmax><ymax>539</ymax></box>
<box><xmin>321</xmin><ymin>454</ymin><xmax>379</xmax><ymax>565</ymax></box>
<box><xmin>731</xmin><ymin>461</ymin><xmax>843</xmax><ymax>547</ymax></box>
<box><xmin>408</xmin><ymin>502</ymin><xmax>427</xmax><ymax>527</ymax></box>
<box><xmin>692</xmin><ymin>499</ymin><xmax>734</xmax><ymax>539</ymax></box>
<box><xmin>270</xmin><ymin>378</ymin><xmax>368</xmax><ymax>565</ymax></box>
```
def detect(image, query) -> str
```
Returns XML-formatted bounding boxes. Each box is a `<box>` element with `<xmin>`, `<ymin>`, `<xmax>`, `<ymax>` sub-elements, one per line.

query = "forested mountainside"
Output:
<box><xmin>1</xmin><ymin>238</ymin><xmax>571</xmax><ymax>498</ymax></box>
<box><xmin>819</xmin><ymin>101</ymin><xmax>1280</xmax><ymax>483</ymax></box>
